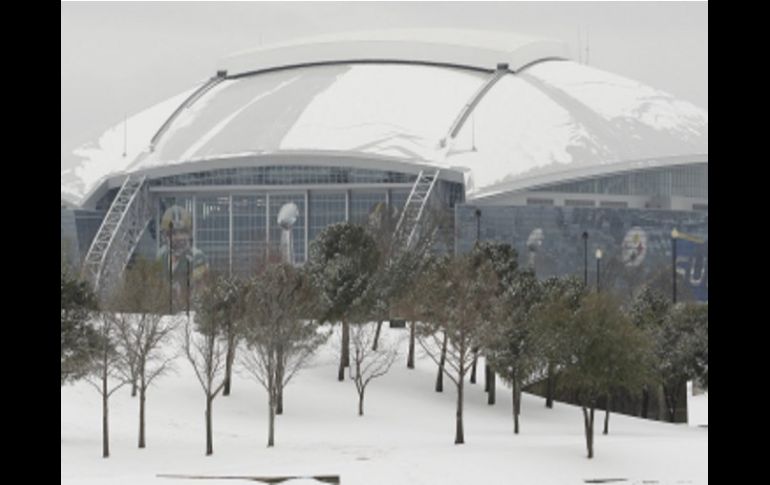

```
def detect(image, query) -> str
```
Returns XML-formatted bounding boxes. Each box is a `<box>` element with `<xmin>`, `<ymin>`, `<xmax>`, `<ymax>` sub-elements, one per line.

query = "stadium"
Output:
<box><xmin>60</xmin><ymin>29</ymin><xmax>708</xmax><ymax>298</ymax></box>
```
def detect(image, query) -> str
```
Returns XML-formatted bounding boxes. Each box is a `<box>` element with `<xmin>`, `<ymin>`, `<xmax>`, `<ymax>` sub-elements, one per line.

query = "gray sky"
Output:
<box><xmin>61</xmin><ymin>1</ymin><xmax>708</xmax><ymax>171</ymax></box>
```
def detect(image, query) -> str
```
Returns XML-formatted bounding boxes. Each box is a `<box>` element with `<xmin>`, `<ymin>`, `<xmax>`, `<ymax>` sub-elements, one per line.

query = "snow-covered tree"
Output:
<box><xmin>239</xmin><ymin>263</ymin><xmax>327</xmax><ymax>446</ymax></box>
<box><xmin>346</xmin><ymin>322</ymin><xmax>400</xmax><ymax>416</ymax></box>
<box><xmin>306</xmin><ymin>223</ymin><xmax>379</xmax><ymax>381</ymax></box>
<box><xmin>108</xmin><ymin>259</ymin><xmax>178</xmax><ymax>449</ymax></box>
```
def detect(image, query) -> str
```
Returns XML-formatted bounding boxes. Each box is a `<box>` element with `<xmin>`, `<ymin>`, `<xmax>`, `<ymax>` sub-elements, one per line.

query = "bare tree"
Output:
<box><xmin>184</xmin><ymin>276</ymin><xmax>229</xmax><ymax>456</ymax></box>
<box><xmin>84</xmin><ymin>313</ymin><xmax>128</xmax><ymax>458</ymax></box>
<box><xmin>239</xmin><ymin>263</ymin><xmax>327</xmax><ymax>447</ymax></box>
<box><xmin>109</xmin><ymin>259</ymin><xmax>178</xmax><ymax>449</ymax></box>
<box><xmin>413</xmin><ymin>254</ymin><xmax>498</xmax><ymax>444</ymax></box>
<box><xmin>347</xmin><ymin>322</ymin><xmax>400</xmax><ymax>416</ymax></box>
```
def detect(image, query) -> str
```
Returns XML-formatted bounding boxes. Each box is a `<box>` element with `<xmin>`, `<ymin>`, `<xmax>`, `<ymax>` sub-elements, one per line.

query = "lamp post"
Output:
<box><xmin>582</xmin><ymin>231</ymin><xmax>588</xmax><ymax>286</ymax></box>
<box><xmin>186</xmin><ymin>251</ymin><xmax>191</xmax><ymax>317</ymax></box>
<box><xmin>475</xmin><ymin>209</ymin><xmax>482</xmax><ymax>243</ymax></box>
<box><xmin>470</xmin><ymin>208</ymin><xmax>482</xmax><ymax>385</ymax></box>
<box><xmin>671</xmin><ymin>228</ymin><xmax>679</xmax><ymax>304</ymax></box>
<box><xmin>168</xmin><ymin>220</ymin><xmax>174</xmax><ymax>314</ymax></box>
<box><xmin>595</xmin><ymin>248</ymin><xmax>602</xmax><ymax>293</ymax></box>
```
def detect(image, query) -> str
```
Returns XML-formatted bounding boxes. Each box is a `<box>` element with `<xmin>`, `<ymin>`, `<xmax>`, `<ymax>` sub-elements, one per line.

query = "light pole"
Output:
<box><xmin>168</xmin><ymin>220</ymin><xmax>174</xmax><ymax>314</ymax></box>
<box><xmin>582</xmin><ymin>231</ymin><xmax>588</xmax><ymax>286</ymax></box>
<box><xmin>186</xmin><ymin>251</ymin><xmax>191</xmax><ymax>317</ymax></box>
<box><xmin>595</xmin><ymin>248</ymin><xmax>602</xmax><ymax>293</ymax></box>
<box><xmin>671</xmin><ymin>228</ymin><xmax>679</xmax><ymax>304</ymax></box>
<box><xmin>475</xmin><ymin>209</ymin><xmax>482</xmax><ymax>243</ymax></box>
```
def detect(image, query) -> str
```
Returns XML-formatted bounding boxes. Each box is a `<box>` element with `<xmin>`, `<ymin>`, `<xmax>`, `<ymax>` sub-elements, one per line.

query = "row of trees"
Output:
<box><xmin>62</xmin><ymin>215</ymin><xmax>707</xmax><ymax>460</ymax></box>
<box><xmin>395</xmin><ymin>242</ymin><xmax>707</xmax><ymax>458</ymax></box>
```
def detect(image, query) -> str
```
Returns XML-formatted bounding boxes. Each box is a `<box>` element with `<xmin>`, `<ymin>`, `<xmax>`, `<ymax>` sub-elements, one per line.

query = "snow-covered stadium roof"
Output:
<box><xmin>61</xmin><ymin>29</ymin><xmax>708</xmax><ymax>207</ymax></box>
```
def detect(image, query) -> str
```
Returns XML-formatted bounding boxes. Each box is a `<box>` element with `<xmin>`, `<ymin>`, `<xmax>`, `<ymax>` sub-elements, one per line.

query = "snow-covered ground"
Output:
<box><xmin>61</xmin><ymin>323</ymin><xmax>708</xmax><ymax>485</ymax></box>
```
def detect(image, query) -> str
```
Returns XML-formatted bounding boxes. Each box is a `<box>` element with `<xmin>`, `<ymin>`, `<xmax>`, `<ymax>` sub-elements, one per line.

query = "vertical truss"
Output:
<box><xmin>393</xmin><ymin>169</ymin><xmax>441</xmax><ymax>252</ymax></box>
<box><xmin>81</xmin><ymin>175</ymin><xmax>153</xmax><ymax>295</ymax></box>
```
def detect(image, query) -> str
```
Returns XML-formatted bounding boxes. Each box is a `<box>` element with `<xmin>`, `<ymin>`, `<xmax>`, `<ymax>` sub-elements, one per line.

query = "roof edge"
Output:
<box><xmin>220</xmin><ymin>29</ymin><xmax>570</xmax><ymax>75</ymax></box>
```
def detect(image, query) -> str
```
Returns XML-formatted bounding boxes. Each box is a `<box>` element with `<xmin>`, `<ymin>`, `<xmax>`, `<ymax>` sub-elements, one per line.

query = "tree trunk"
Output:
<box><xmin>603</xmin><ymin>394</ymin><xmax>611</xmax><ymax>435</ymax></box>
<box><xmin>455</xmin><ymin>374</ymin><xmax>465</xmax><ymax>444</ymax></box>
<box><xmin>663</xmin><ymin>383</ymin><xmax>678</xmax><ymax>423</ymax></box>
<box><xmin>131</xmin><ymin>374</ymin><xmax>138</xmax><ymax>397</ymax></box>
<box><xmin>276</xmin><ymin>345</ymin><xmax>284</xmax><ymax>415</ymax></box>
<box><xmin>545</xmin><ymin>362</ymin><xmax>555</xmax><ymax>408</ymax></box>
<box><xmin>338</xmin><ymin>321</ymin><xmax>349</xmax><ymax>381</ymax></box>
<box><xmin>512</xmin><ymin>378</ymin><xmax>521</xmax><ymax>434</ymax></box>
<box><xmin>102</xmin><ymin>386</ymin><xmax>109</xmax><ymax>458</ymax></box>
<box><xmin>372</xmin><ymin>320</ymin><xmax>383</xmax><ymax>351</ymax></box>
<box><xmin>407</xmin><ymin>321</ymin><xmax>415</xmax><ymax>369</ymax></box>
<box><xmin>138</xmin><ymin>382</ymin><xmax>146</xmax><ymax>448</ymax></box>
<box><xmin>641</xmin><ymin>387</ymin><xmax>649</xmax><ymax>418</ymax></box>
<box><xmin>487</xmin><ymin>365</ymin><xmax>496</xmax><ymax>405</ymax></box>
<box><xmin>223</xmin><ymin>333</ymin><xmax>236</xmax><ymax>396</ymax></box>
<box><xmin>582</xmin><ymin>406</ymin><xmax>595</xmax><ymax>459</ymax></box>
<box><xmin>337</xmin><ymin>355</ymin><xmax>346</xmax><ymax>382</ymax></box>
<box><xmin>205</xmin><ymin>396</ymin><xmax>213</xmax><ymax>455</ymax></box>
<box><xmin>267</xmin><ymin>392</ymin><xmax>275</xmax><ymax>447</ymax></box>
<box><xmin>469</xmin><ymin>348</ymin><xmax>478</xmax><ymax>384</ymax></box>
<box><xmin>358</xmin><ymin>391</ymin><xmax>365</xmax><ymax>416</ymax></box>
<box><xmin>435</xmin><ymin>332</ymin><xmax>447</xmax><ymax>393</ymax></box>
<box><xmin>343</xmin><ymin>321</ymin><xmax>350</xmax><ymax>367</ymax></box>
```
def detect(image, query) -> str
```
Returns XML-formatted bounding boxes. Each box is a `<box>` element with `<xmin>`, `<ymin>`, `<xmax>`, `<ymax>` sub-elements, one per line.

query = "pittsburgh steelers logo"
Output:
<box><xmin>622</xmin><ymin>227</ymin><xmax>648</xmax><ymax>267</ymax></box>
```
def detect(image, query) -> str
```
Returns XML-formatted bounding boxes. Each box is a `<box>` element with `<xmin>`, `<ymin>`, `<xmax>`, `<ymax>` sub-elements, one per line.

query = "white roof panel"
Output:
<box><xmin>63</xmin><ymin>37</ymin><xmax>706</xmax><ymax>206</ymax></box>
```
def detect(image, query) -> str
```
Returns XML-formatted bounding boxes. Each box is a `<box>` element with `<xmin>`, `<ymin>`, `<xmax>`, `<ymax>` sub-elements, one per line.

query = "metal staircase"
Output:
<box><xmin>81</xmin><ymin>174</ymin><xmax>153</xmax><ymax>295</ymax></box>
<box><xmin>393</xmin><ymin>169</ymin><xmax>440</xmax><ymax>251</ymax></box>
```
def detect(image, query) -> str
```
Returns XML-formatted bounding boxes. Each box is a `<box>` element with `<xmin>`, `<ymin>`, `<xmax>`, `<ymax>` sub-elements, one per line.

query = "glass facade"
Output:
<box><xmin>150</xmin><ymin>165</ymin><xmax>417</xmax><ymax>188</ymax></box>
<box><xmin>532</xmin><ymin>163</ymin><xmax>707</xmax><ymax>199</ymax></box>
<box><xmin>196</xmin><ymin>196</ymin><xmax>231</xmax><ymax>272</ymax></box>
<box><xmin>389</xmin><ymin>189</ymin><xmax>411</xmax><ymax>213</ymax></box>
<box><xmin>232</xmin><ymin>195</ymin><xmax>267</xmax><ymax>276</ymax></box>
<box><xmin>70</xmin><ymin>162</ymin><xmax>463</xmax><ymax>277</ymax></box>
<box><xmin>350</xmin><ymin>190</ymin><xmax>387</xmax><ymax>225</ymax></box>
<box><xmin>309</xmin><ymin>192</ymin><xmax>346</xmax><ymax>241</ymax></box>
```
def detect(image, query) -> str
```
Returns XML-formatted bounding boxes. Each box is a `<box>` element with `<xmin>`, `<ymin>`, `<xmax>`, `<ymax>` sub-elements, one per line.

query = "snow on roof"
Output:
<box><xmin>451</xmin><ymin>62</ymin><xmax>708</xmax><ymax>196</ymax></box>
<box><xmin>131</xmin><ymin>63</ymin><xmax>486</xmax><ymax>175</ymax></box>
<box><xmin>61</xmin><ymin>86</ymin><xmax>200</xmax><ymax>204</ymax></box>
<box><xmin>63</xmin><ymin>37</ymin><xmax>706</xmax><ymax>205</ymax></box>
<box><xmin>221</xmin><ymin>28</ymin><xmax>570</xmax><ymax>74</ymax></box>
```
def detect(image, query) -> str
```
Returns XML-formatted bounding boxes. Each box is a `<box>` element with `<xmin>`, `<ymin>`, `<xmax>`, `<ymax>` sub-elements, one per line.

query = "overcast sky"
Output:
<box><xmin>61</xmin><ymin>1</ymin><xmax>708</xmax><ymax>171</ymax></box>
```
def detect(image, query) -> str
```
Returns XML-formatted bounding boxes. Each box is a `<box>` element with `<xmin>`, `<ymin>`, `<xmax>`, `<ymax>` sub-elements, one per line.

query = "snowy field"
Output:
<box><xmin>61</xmin><ymin>323</ymin><xmax>708</xmax><ymax>485</ymax></box>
